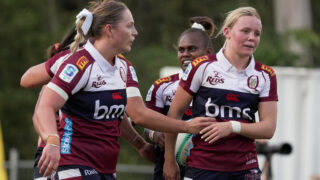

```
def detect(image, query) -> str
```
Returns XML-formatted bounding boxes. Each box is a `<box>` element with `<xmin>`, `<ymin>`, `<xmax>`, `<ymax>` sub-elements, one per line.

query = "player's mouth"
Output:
<box><xmin>182</xmin><ymin>60</ymin><xmax>192</xmax><ymax>66</ymax></box>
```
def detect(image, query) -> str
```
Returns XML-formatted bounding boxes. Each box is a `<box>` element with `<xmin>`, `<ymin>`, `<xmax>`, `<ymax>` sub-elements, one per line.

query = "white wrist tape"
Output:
<box><xmin>231</xmin><ymin>121</ymin><xmax>241</xmax><ymax>133</ymax></box>
<box><xmin>149</xmin><ymin>130</ymin><xmax>155</xmax><ymax>141</ymax></box>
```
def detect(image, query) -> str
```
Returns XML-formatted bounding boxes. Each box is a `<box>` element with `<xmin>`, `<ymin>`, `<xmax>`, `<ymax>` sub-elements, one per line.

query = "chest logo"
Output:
<box><xmin>119</xmin><ymin>67</ymin><xmax>127</xmax><ymax>83</ymax></box>
<box><xmin>206</xmin><ymin>71</ymin><xmax>224</xmax><ymax>85</ymax></box>
<box><xmin>247</xmin><ymin>75</ymin><xmax>259</xmax><ymax>91</ymax></box>
<box><xmin>92</xmin><ymin>75</ymin><xmax>106</xmax><ymax>88</ymax></box>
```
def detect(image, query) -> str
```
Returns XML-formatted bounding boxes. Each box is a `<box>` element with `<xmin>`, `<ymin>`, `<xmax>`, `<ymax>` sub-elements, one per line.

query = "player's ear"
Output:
<box><xmin>104</xmin><ymin>24</ymin><xmax>113</xmax><ymax>37</ymax></box>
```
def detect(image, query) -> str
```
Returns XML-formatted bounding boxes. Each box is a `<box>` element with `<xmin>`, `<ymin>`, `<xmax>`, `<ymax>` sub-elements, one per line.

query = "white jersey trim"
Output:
<box><xmin>58</xmin><ymin>168</ymin><xmax>81</xmax><ymax>179</ymax></box>
<box><xmin>47</xmin><ymin>82</ymin><xmax>69</xmax><ymax>101</ymax></box>
<box><xmin>126</xmin><ymin>87</ymin><xmax>141</xmax><ymax>98</ymax></box>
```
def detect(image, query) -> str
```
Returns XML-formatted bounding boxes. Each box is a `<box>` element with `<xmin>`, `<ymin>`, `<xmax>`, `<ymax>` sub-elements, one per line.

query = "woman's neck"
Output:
<box><xmin>223</xmin><ymin>48</ymin><xmax>250</xmax><ymax>72</ymax></box>
<box><xmin>93</xmin><ymin>39</ymin><xmax>117</xmax><ymax>66</ymax></box>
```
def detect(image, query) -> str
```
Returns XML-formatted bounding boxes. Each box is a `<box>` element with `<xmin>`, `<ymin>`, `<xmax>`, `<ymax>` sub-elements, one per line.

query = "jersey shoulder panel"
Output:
<box><xmin>191</xmin><ymin>54</ymin><xmax>217</xmax><ymax>68</ymax></box>
<box><xmin>45</xmin><ymin>49</ymin><xmax>71</xmax><ymax>77</ymax></box>
<box><xmin>154</xmin><ymin>73</ymin><xmax>179</xmax><ymax>86</ymax></box>
<box><xmin>255</xmin><ymin>60</ymin><xmax>276</xmax><ymax>77</ymax></box>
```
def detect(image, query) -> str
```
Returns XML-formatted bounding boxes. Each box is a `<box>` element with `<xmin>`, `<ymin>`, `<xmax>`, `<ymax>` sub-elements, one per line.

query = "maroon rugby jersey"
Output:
<box><xmin>180</xmin><ymin>49</ymin><xmax>278</xmax><ymax>171</ymax></box>
<box><xmin>145</xmin><ymin>73</ymin><xmax>193</xmax><ymax>120</ymax></box>
<box><xmin>47</xmin><ymin>40</ymin><xmax>139</xmax><ymax>174</ymax></box>
<box><xmin>37</xmin><ymin>49</ymin><xmax>71</xmax><ymax>149</ymax></box>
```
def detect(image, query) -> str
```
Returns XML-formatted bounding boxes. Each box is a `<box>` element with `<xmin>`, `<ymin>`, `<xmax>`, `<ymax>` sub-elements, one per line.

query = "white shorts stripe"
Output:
<box><xmin>34</xmin><ymin>177</ymin><xmax>48</xmax><ymax>180</ymax></box>
<box><xmin>184</xmin><ymin>177</ymin><xmax>193</xmax><ymax>180</ymax></box>
<box><xmin>58</xmin><ymin>168</ymin><xmax>81</xmax><ymax>179</ymax></box>
<box><xmin>47</xmin><ymin>82</ymin><xmax>69</xmax><ymax>101</ymax></box>
<box><xmin>126</xmin><ymin>87</ymin><xmax>141</xmax><ymax>98</ymax></box>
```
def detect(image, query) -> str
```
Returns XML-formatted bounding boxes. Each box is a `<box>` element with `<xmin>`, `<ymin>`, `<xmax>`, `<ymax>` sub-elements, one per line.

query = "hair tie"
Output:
<box><xmin>54</xmin><ymin>43</ymin><xmax>60</xmax><ymax>51</ymax></box>
<box><xmin>191</xmin><ymin>22</ymin><xmax>205</xmax><ymax>31</ymax></box>
<box><xmin>76</xmin><ymin>8</ymin><xmax>93</xmax><ymax>35</ymax></box>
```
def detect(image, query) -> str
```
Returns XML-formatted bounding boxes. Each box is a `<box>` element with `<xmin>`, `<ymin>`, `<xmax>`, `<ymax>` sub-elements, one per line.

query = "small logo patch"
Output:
<box><xmin>155</xmin><ymin>76</ymin><xmax>171</xmax><ymax>85</ymax></box>
<box><xmin>182</xmin><ymin>64</ymin><xmax>192</xmax><ymax>81</ymax></box>
<box><xmin>120</xmin><ymin>67</ymin><xmax>127</xmax><ymax>83</ymax></box>
<box><xmin>261</xmin><ymin>64</ymin><xmax>275</xmax><ymax>76</ymax></box>
<box><xmin>76</xmin><ymin>56</ymin><xmax>89</xmax><ymax>70</ymax></box>
<box><xmin>192</xmin><ymin>56</ymin><xmax>209</xmax><ymax>67</ymax></box>
<box><xmin>145</xmin><ymin>85</ymin><xmax>154</xmax><ymax>101</ymax></box>
<box><xmin>59</xmin><ymin>64</ymin><xmax>78</xmax><ymax>83</ymax></box>
<box><xmin>129</xmin><ymin>66</ymin><xmax>138</xmax><ymax>82</ymax></box>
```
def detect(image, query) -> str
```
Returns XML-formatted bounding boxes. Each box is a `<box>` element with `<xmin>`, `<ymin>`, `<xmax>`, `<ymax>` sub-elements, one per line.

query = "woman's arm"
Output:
<box><xmin>20</xmin><ymin>63</ymin><xmax>51</xmax><ymax>88</ymax></box>
<box><xmin>200</xmin><ymin>101</ymin><xmax>278</xmax><ymax>144</ymax></box>
<box><xmin>35</xmin><ymin>86</ymin><xmax>66</xmax><ymax>177</ymax></box>
<box><xmin>126</xmin><ymin>96</ymin><xmax>213</xmax><ymax>134</ymax></box>
<box><xmin>240</xmin><ymin>101</ymin><xmax>277</xmax><ymax>139</ymax></box>
<box><xmin>163</xmin><ymin>86</ymin><xmax>194</xmax><ymax>180</ymax></box>
<box><xmin>120</xmin><ymin>115</ymin><xmax>157</xmax><ymax>163</ymax></box>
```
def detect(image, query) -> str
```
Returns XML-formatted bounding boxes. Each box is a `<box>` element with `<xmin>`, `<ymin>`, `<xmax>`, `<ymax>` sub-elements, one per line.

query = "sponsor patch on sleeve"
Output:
<box><xmin>129</xmin><ymin>66</ymin><xmax>138</xmax><ymax>82</ymax></box>
<box><xmin>192</xmin><ymin>55</ymin><xmax>209</xmax><ymax>67</ymax></box>
<box><xmin>76</xmin><ymin>56</ymin><xmax>89</xmax><ymax>70</ymax></box>
<box><xmin>145</xmin><ymin>84</ymin><xmax>154</xmax><ymax>101</ymax></box>
<box><xmin>155</xmin><ymin>76</ymin><xmax>171</xmax><ymax>85</ymax></box>
<box><xmin>59</xmin><ymin>64</ymin><xmax>79</xmax><ymax>83</ymax></box>
<box><xmin>182</xmin><ymin>63</ymin><xmax>192</xmax><ymax>81</ymax></box>
<box><xmin>261</xmin><ymin>64</ymin><xmax>275</xmax><ymax>76</ymax></box>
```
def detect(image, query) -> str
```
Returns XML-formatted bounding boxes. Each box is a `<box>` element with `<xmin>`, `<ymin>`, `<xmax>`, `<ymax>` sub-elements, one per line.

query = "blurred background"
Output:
<box><xmin>0</xmin><ymin>0</ymin><xmax>319</xmax><ymax>179</ymax></box>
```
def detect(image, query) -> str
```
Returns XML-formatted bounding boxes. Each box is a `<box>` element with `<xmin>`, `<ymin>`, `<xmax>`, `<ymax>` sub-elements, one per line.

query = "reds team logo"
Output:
<box><xmin>119</xmin><ymin>67</ymin><xmax>126</xmax><ymax>83</ymax></box>
<box><xmin>247</xmin><ymin>75</ymin><xmax>259</xmax><ymax>91</ymax></box>
<box><xmin>206</xmin><ymin>71</ymin><xmax>225</xmax><ymax>85</ymax></box>
<box><xmin>92</xmin><ymin>75</ymin><xmax>106</xmax><ymax>88</ymax></box>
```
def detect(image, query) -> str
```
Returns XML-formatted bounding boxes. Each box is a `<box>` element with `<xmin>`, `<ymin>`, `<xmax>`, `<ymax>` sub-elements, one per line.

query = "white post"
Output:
<box><xmin>9</xmin><ymin>148</ymin><xmax>18</xmax><ymax>180</ymax></box>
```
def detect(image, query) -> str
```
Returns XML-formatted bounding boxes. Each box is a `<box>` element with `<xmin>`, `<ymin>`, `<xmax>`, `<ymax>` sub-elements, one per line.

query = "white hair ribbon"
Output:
<box><xmin>191</xmin><ymin>22</ymin><xmax>205</xmax><ymax>31</ymax></box>
<box><xmin>76</xmin><ymin>8</ymin><xmax>93</xmax><ymax>35</ymax></box>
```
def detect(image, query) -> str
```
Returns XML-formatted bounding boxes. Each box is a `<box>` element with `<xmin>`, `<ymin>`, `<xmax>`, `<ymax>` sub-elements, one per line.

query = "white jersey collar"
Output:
<box><xmin>216</xmin><ymin>48</ymin><xmax>255</xmax><ymax>76</ymax></box>
<box><xmin>84</xmin><ymin>40</ymin><xmax>120</xmax><ymax>73</ymax></box>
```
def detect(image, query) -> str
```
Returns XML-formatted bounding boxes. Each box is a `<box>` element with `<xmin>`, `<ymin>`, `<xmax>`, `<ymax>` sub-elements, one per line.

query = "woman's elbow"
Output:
<box><xmin>126</xmin><ymin>106</ymin><xmax>147</xmax><ymax>126</ymax></box>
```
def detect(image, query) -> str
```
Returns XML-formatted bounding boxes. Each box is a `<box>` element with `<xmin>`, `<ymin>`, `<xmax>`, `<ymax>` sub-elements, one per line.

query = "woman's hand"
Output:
<box><xmin>200</xmin><ymin>121</ymin><xmax>233</xmax><ymax>144</ymax></box>
<box><xmin>38</xmin><ymin>144</ymin><xmax>60</xmax><ymax>177</ymax></box>
<box><xmin>163</xmin><ymin>159</ymin><xmax>180</xmax><ymax>180</ymax></box>
<box><xmin>153</xmin><ymin>132</ymin><xmax>165</xmax><ymax>149</ymax></box>
<box><xmin>138</xmin><ymin>142</ymin><xmax>158</xmax><ymax>163</ymax></box>
<box><xmin>186</xmin><ymin>117</ymin><xmax>216</xmax><ymax>134</ymax></box>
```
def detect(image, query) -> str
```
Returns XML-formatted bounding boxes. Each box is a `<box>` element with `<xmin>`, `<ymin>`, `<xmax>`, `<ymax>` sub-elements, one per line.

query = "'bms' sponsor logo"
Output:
<box><xmin>93</xmin><ymin>100</ymin><xmax>125</xmax><ymax>120</ymax></box>
<box><xmin>205</xmin><ymin>98</ymin><xmax>253</xmax><ymax>120</ymax></box>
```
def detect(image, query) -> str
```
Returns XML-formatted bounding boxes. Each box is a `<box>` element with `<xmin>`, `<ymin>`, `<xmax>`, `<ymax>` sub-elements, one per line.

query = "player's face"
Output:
<box><xmin>111</xmin><ymin>9</ymin><xmax>138</xmax><ymax>53</ymax></box>
<box><xmin>225</xmin><ymin>16</ymin><xmax>261</xmax><ymax>58</ymax></box>
<box><xmin>177</xmin><ymin>33</ymin><xmax>208</xmax><ymax>71</ymax></box>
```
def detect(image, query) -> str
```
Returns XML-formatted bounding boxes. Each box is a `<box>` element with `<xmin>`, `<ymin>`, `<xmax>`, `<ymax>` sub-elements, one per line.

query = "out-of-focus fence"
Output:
<box><xmin>5</xmin><ymin>148</ymin><xmax>153</xmax><ymax>180</ymax></box>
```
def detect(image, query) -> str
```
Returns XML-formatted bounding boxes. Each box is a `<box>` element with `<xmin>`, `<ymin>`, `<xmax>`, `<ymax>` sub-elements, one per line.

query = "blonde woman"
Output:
<box><xmin>34</xmin><ymin>0</ymin><xmax>213</xmax><ymax>179</ymax></box>
<box><xmin>164</xmin><ymin>7</ymin><xmax>278</xmax><ymax>180</ymax></box>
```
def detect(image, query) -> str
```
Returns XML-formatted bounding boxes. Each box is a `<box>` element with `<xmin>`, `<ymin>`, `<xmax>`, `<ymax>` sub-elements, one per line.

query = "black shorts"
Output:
<box><xmin>184</xmin><ymin>166</ymin><xmax>261</xmax><ymax>180</ymax></box>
